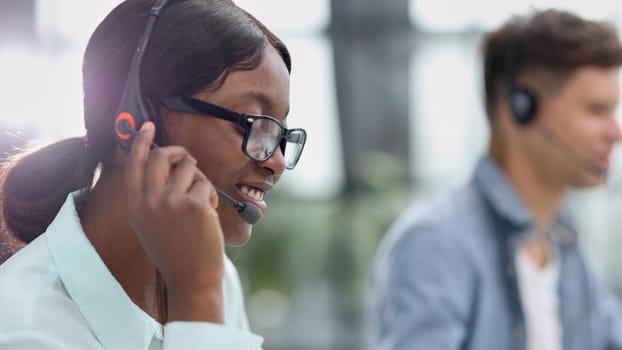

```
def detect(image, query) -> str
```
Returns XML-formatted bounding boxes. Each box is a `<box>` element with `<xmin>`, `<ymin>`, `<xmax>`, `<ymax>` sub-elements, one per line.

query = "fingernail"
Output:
<box><xmin>140</xmin><ymin>122</ymin><xmax>154</xmax><ymax>132</ymax></box>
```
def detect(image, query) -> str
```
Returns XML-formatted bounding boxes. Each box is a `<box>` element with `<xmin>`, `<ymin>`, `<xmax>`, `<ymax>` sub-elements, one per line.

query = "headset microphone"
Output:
<box><xmin>213</xmin><ymin>189</ymin><xmax>262</xmax><ymax>225</ymax></box>
<box><xmin>508</xmin><ymin>88</ymin><xmax>607</xmax><ymax>179</ymax></box>
<box><xmin>118</xmin><ymin>121</ymin><xmax>263</xmax><ymax>225</ymax></box>
<box><xmin>533</xmin><ymin>123</ymin><xmax>608</xmax><ymax>179</ymax></box>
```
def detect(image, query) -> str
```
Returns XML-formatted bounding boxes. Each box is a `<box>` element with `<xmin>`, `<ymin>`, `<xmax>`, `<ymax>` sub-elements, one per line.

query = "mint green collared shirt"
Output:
<box><xmin>0</xmin><ymin>194</ymin><xmax>263</xmax><ymax>349</ymax></box>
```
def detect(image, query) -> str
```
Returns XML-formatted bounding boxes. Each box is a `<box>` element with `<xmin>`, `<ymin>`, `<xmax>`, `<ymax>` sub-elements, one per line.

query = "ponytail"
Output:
<box><xmin>0</xmin><ymin>137</ymin><xmax>99</xmax><ymax>244</ymax></box>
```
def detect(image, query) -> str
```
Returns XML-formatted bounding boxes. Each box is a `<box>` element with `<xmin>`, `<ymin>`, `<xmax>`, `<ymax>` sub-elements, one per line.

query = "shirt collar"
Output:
<box><xmin>472</xmin><ymin>155</ymin><xmax>577</xmax><ymax>246</ymax></box>
<box><xmin>45</xmin><ymin>193</ymin><xmax>161</xmax><ymax>349</ymax></box>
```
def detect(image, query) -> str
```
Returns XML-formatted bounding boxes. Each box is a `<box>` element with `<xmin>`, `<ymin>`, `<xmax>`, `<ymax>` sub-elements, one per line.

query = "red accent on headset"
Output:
<box><xmin>115</xmin><ymin>112</ymin><xmax>137</xmax><ymax>141</ymax></box>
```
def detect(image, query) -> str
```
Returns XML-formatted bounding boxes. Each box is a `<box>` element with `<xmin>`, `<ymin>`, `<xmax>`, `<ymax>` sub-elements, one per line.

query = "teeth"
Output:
<box><xmin>240</xmin><ymin>185</ymin><xmax>264</xmax><ymax>201</ymax></box>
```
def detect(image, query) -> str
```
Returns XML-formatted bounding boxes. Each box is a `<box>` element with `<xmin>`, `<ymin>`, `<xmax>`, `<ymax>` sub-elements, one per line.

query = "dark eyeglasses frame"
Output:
<box><xmin>162</xmin><ymin>96</ymin><xmax>306</xmax><ymax>169</ymax></box>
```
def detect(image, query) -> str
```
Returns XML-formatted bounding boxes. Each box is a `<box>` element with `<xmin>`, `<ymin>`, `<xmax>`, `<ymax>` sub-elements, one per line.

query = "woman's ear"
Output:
<box><xmin>156</xmin><ymin>106</ymin><xmax>177</xmax><ymax>146</ymax></box>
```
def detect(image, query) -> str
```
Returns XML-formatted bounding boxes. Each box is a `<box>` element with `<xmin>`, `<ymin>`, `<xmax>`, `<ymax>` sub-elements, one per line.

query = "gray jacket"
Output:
<box><xmin>369</xmin><ymin>156</ymin><xmax>622</xmax><ymax>350</ymax></box>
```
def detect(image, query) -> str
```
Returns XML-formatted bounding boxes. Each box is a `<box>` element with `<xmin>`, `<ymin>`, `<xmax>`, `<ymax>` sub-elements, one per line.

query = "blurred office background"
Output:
<box><xmin>2</xmin><ymin>0</ymin><xmax>622</xmax><ymax>349</ymax></box>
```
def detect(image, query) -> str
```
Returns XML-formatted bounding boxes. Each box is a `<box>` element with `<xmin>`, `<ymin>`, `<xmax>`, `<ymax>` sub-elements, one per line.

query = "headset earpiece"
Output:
<box><xmin>113</xmin><ymin>0</ymin><xmax>171</xmax><ymax>154</ymax></box>
<box><xmin>503</xmin><ymin>20</ymin><xmax>539</xmax><ymax>126</ymax></box>
<box><xmin>509</xmin><ymin>87</ymin><xmax>538</xmax><ymax>125</ymax></box>
<box><xmin>115</xmin><ymin>112</ymin><xmax>137</xmax><ymax>145</ymax></box>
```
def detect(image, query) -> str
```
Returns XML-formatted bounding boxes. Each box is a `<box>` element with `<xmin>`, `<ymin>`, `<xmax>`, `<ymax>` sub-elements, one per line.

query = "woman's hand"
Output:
<box><xmin>124</xmin><ymin>121</ymin><xmax>224</xmax><ymax>323</ymax></box>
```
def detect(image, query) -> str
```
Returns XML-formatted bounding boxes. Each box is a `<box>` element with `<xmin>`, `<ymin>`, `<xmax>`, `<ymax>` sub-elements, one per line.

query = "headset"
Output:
<box><xmin>504</xmin><ymin>21</ymin><xmax>538</xmax><ymax>126</ymax></box>
<box><xmin>112</xmin><ymin>0</ymin><xmax>262</xmax><ymax>224</ymax></box>
<box><xmin>114</xmin><ymin>0</ymin><xmax>170</xmax><ymax>152</ymax></box>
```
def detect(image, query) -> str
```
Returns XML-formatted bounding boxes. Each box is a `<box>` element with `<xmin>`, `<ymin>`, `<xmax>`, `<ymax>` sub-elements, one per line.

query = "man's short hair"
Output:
<box><xmin>482</xmin><ymin>9</ymin><xmax>622</xmax><ymax>124</ymax></box>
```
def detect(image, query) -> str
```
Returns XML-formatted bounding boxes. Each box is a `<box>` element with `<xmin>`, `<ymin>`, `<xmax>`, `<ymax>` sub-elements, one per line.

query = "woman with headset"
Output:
<box><xmin>0</xmin><ymin>0</ymin><xmax>306</xmax><ymax>348</ymax></box>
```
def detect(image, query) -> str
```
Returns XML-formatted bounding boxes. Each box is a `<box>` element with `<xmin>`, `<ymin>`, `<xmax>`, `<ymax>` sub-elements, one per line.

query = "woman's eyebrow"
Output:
<box><xmin>240</xmin><ymin>90</ymin><xmax>289</xmax><ymax>119</ymax></box>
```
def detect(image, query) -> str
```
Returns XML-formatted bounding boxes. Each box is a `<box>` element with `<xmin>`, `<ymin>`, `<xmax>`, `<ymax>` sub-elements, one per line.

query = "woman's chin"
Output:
<box><xmin>218</xmin><ymin>203</ymin><xmax>254</xmax><ymax>246</ymax></box>
<box><xmin>223</xmin><ymin>222</ymin><xmax>253</xmax><ymax>247</ymax></box>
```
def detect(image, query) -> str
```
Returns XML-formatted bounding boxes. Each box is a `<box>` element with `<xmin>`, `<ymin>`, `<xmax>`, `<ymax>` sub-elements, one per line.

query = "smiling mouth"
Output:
<box><xmin>239</xmin><ymin>185</ymin><xmax>265</xmax><ymax>201</ymax></box>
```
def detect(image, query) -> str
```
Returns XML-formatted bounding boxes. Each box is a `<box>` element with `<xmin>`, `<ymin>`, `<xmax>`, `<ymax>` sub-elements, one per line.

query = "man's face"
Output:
<box><xmin>526</xmin><ymin>66</ymin><xmax>622</xmax><ymax>188</ymax></box>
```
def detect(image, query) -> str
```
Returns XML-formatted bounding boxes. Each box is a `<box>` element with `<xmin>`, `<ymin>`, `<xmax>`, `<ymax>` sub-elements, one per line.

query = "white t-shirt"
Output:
<box><xmin>0</xmin><ymin>193</ymin><xmax>262</xmax><ymax>349</ymax></box>
<box><xmin>516</xmin><ymin>246</ymin><xmax>562</xmax><ymax>350</ymax></box>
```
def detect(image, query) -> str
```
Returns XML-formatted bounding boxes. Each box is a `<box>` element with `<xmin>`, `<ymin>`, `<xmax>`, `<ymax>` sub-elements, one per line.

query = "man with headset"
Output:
<box><xmin>370</xmin><ymin>9</ymin><xmax>622</xmax><ymax>350</ymax></box>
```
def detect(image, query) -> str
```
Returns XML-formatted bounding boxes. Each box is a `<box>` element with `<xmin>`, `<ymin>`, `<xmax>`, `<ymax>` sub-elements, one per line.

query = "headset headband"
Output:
<box><xmin>114</xmin><ymin>0</ymin><xmax>172</xmax><ymax>153</ymax></box>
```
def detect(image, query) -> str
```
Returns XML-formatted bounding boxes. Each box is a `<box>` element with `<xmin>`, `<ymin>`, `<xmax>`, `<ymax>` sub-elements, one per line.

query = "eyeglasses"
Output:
<box><xmin>162</xmin><ymin>96</ymin><xmax>307</xmax><ymax>170</ymax></box>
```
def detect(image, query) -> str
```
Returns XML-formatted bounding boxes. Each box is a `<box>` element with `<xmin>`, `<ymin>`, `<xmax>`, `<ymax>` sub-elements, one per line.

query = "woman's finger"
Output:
<box><xmin>166</xmin><ymin>159</ymin><xmax>207</xmax><ymax>196</ymax></box>
<box><xmin>187</xmin><ymin>175</ymin><xmax>219</xmax><ymax>210</ymax></box>
<box><xmin>125</xmin><ymin>122</ymin><xmax>156</xmax><ymax>210</ymax></box>
<box><xmin>143</xmin><ymin>146</ymin><xmax>195</xmax><ymax>193</ymax></box>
